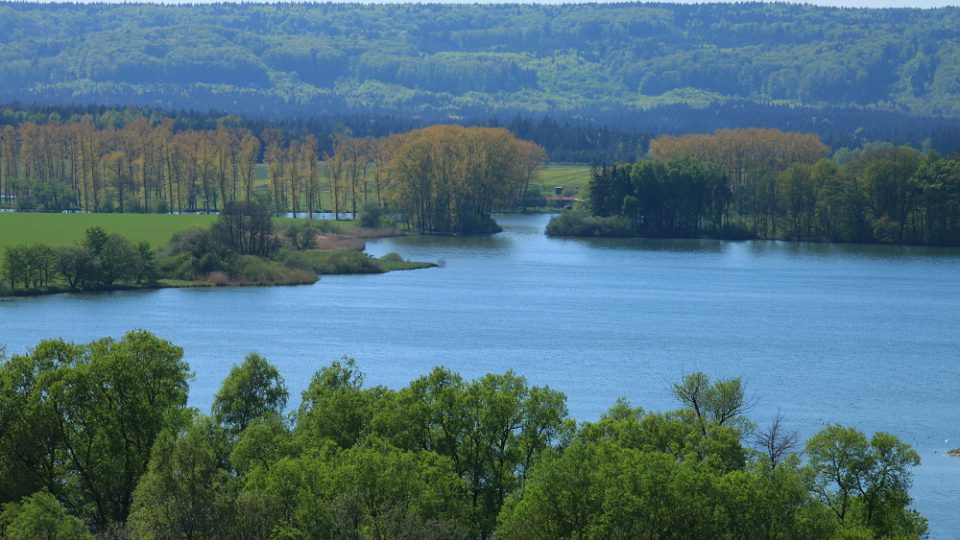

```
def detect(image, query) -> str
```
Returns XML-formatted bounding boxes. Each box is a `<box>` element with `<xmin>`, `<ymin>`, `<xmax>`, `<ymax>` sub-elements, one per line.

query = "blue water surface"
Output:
<box><xmin>2</xmin><ymin>213</ymin><xmax>959</xmax><ymax>537</ymax></box>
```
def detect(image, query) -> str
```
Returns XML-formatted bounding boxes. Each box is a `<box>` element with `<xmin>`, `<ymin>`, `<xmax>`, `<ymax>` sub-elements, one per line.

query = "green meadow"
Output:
<box><xmin>0</xmin><ymin>213</ymin><xmax>219</xmax><ymax>249</ymax></box>
<box><xmin>535</xmin><ymin>165</ymin><xmax>590</xmax><ymax>196</ymax></box>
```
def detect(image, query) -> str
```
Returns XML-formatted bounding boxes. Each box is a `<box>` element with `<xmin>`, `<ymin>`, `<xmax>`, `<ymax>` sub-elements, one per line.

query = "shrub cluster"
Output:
<box><xmin>545</xmin><ymin>211</ymin><xmax>635</xmax><ymax>238</ymax></box>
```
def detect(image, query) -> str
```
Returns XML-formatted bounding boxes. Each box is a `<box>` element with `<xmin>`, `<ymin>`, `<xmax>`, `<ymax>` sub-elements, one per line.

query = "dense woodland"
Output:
<box><xmin>549</xmin><ymin>129</ymin><xmax>960</xmax><ymax>246</ymax></box>
<box><xmin>2</xmin><ymin>3</ymin><xmax>960</xmax><ymax>152</ymax></box>
<box><xmin>0</xmin><ymin>116</ymin><xmax>545</xmax><ymax>234</ymax></box>
<box><xmin>0</xmin><ymin>331</ymin><xmax>927</xmax><ymax>539</ymax></box>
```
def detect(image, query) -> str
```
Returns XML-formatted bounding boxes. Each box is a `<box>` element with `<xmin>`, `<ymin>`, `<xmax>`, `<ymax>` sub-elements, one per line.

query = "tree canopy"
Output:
<box><xmin>381</xmin><ymin>125</ymin><xmax>546</xmax><ymax>234</ymax></box>
<box><xmin>0</xmin><ymin>333</ymin><xmax>930</xmax><ymax>538</ymax></box>
<box><xmin>549</xmin><ymin>129</ymin><xmax>960</xmax><ymax>246</ymax></box>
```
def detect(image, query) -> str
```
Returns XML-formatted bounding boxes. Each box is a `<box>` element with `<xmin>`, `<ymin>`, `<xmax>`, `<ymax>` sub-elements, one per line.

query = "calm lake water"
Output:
<box><xmin>2</xmin><ymin>213</ymin><xmax>960</xmax><ymax>537</ymax></box>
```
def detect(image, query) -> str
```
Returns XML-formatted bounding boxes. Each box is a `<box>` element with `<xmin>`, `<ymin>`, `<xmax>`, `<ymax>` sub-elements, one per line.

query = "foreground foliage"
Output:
<box><xmin>0</xmin><ymin>333</ymin><xmax>927</xmax><ymax>539</ymax></box>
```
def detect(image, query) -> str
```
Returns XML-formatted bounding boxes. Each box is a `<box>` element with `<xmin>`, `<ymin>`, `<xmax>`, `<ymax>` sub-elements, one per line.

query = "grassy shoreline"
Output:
<box><xmin>0</xmin><ymin>256</ymin><xmax>438</xmax><ymax>299</ymax></box>
<box><xmin>0</xmin><ymin>212</ymin><xmax>405</xmax><ymax>250</ymax></box>
<box><xmin>0</xmin><ymin>213</ymin><xmax>436</xmax><ymax>298</ymax></box>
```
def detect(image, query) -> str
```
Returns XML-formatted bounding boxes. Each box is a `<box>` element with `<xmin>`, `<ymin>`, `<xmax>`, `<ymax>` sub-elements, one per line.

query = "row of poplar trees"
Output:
<box><xmin>0</xmin><ymin>119</ymin><xmax>261</xmax><ymax>214</ymax></box>
<box><xmin>0</xmin><ymin>119</ymin><xmax>545</xmax><ymax>234</ymax></box>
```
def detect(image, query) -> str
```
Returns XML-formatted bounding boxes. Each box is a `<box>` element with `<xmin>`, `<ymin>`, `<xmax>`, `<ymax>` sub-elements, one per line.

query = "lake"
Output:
<box><xmin>2</xmin><ymin>213</ymin><xmax>959</xmax><ymax>537</ymax></box>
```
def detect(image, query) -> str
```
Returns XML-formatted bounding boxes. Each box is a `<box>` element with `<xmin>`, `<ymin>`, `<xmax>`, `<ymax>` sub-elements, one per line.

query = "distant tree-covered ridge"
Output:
<box><xmin>1</xmin><ymin>2</ymin><xmax>960</xmax><ymax>130</ymax></box>
<box><xmin>0</xmin><ymin>332</ymin><xmax>929</xmax><ymax>538</ymax></box>
<box><xmin>549</xmin><ymin>129</ymin><xmax>960</xmax><ymax>246</ymax></box>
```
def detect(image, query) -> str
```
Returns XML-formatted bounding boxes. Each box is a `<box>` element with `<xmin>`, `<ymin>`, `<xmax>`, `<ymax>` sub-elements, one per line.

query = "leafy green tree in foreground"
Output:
<box><xmin>128</xmin><ymin>415</ymin><xmax>235</xmax><ymax>540</ymax></box>
<box><xmin>0</xmin><ymin>491</ymin><xmax>92</xmax><ymax>540</ymax></box>
<box><xmin>806</xmin><ymin>425</ymin><xmax>927</xmax><ymax>538</ymax></box>
<box><xmin>0</xmin><ymin>331</ymin><xmax>190</xmax><ymax>531</ymax></box>
<box><xmin>496</xmin><ymin>372</ymin><xmax>925</xmax><ymax>539</ymax></box>
<box><xmin>213</xmin><ymin>352</ymin><xmax>289</xmax><ymax>436</ymax></box>
<box><xmin>0</xmin><ymin>337</ymin><xmax>930</xmax><ymax>539</ymax></box>
<box><xmin>496</xmin><ymin>404</ymin><xmax>837</xmax><ymax>540</ymax></box>
<box><xmin>296</xmin><ymin>356</ymin><xmax>371</xmax><ymax>449</ymax></box>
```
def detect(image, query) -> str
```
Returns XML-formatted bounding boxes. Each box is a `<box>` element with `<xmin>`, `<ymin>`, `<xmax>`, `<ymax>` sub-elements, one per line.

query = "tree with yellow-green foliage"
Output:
<box><xmin>381</xmin><ymin>125</ymin><xmax>546</xmax><ymax>234</ymax></box>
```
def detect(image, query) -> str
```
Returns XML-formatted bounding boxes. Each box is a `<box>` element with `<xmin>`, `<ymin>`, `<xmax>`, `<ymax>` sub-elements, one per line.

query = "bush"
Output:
<box><xmin>283</xmin><ymin>221</ymin><xmax>326</xmax><ymax>250</ymax></box>
<box><xmin>546</xmin><ymin>211</ymin><xmax>593</xmax><ymax>237</ymax></box>
<box><xmin>546</xmin><ymin>211</ymin><xmax>634</xmax><ymax>237</ymax></box>
<box><xmin>377</xmin><ymin>252</ymin><xmax>437</xmax><ymax>271</ymax></box>
<box><xmin>0</xmin><ymin>491</ymin><xmax>92</xmax><ymax>540</ymax></box>
<box><xmin>204</xmin><ymin>271</ymin><xmax>233</xmax><ymax>286</ymax></box>
<box><xmin>234</xmin><ymin>255</ymin><xmax>317</xmax><ymax>285</ymax></box>
<box><xmin>302</xmin><ymin>249</ymin><xmax>385</xmax><ymax>274</ymax></box>
<box><xmin>590</xmin><ymin>215</ymin><xmax>634</xmax><ymax>237</ymax></box>
<box><xmin>358</xmin><ymin>201</ymin><xmax>385</xmax><ymax>228</ymax></box>
<box><xmin>280</xmin><ymin>250</ymin><xmax>315</xmax><ymax>272</ymax></box>
<box><xmin>156</xmin><ymin>253</ymin><xmax>197</xmax><ymax>281</ymax></box>
<box><xmin>167</xmin><ymin>227</ymin><xmax>236</xmax><ymax>278</ymax></box>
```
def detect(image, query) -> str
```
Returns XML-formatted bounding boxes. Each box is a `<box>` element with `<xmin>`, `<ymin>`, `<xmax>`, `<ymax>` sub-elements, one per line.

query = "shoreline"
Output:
<box><xmin>0</xmin><ymin>257</ymin><xmax>437</xmax><ymax>300</ymax></box>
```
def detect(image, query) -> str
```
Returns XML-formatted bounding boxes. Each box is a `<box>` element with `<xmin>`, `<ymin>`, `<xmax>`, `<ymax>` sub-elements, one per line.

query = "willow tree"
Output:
<box><xmin>383</xmin><ymin>125</ymin><xmax>545</xmax><ymax>234</ymax></box>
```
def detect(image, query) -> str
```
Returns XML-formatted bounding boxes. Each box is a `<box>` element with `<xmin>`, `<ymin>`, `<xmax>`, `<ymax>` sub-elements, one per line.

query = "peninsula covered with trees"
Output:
<box><xmin>0</xmin><ymin>331</ymin><xmax>929</xmax><ymax>539</ymax></box>
<box><xmin>548</xmin><ymin>128</ymin><xmax>960</xmax><ymax>246</ymax></box>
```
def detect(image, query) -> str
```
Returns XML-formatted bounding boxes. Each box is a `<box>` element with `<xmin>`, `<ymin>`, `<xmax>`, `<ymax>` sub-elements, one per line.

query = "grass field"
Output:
<box><xmin>0</xmin><ymin>213</ymin><xmax>219</xmax><ymax>249</ymax></box>
<box><xmin>535</xmin><ymin>165</ymin><xmax>590</xmax><ymax>197</ymax></box>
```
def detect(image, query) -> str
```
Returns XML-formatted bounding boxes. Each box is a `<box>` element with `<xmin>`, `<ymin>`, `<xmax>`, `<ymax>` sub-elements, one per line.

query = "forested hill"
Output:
<box><xmin>2</xmin><ymin>2</ymin><xmax>960</xmax><ymax>127</ymax></box>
